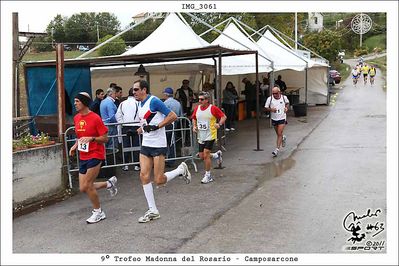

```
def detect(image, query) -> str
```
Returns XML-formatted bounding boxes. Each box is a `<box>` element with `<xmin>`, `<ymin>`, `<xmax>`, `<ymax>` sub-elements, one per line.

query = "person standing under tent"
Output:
<box><xmin>264</xmin><ymin>87</ymin><xmax>290</xmax><ymax>157</ymax></box>
<box><xmin>115</xmin><ymin>87</ymin><xmax>141</xmax><ymax>172</ymax></box>
<box><xmin>133</xmin><ymin>80</ymin><xmax>191</xmax><ymax>223</ymax></box>
<box><xmin>192</xmin><ymin>91</ymin><xmax>226</xmax><ymax>184</ymax></box>
<box><xmin>69</xmin><ymin>92</ymin><xmax>118</xmax><ymax>224</ymax></box>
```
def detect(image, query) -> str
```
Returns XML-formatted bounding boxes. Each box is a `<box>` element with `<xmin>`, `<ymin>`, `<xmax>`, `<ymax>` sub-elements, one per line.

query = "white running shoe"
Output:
<box><xmin>225</xmin><ymin>128</ymin><xmax>230</xmax><ymax>131</ymax></box>
<box><xmin>216</xmin><ymin>150</ymin><xmax>223</xmax><ymax>166</ymax></box>
<box><xmin>282</xmin><ymin>135</ymin><xmax>287</xmax><ymax>147</ymax></box>
<box><xmin>272</xmin><ymin>148</ymin><xmax>279</xmax><ymax>157</ymax></box>
<box><xmin>201</xmin><ymin>175</ymin><xmax>214</xmax><ymax>184</ymax></box>
<box><xmin>230</xmin><ymin>128</ymin><xmax>235</xmax><ymax>131</ymax></box>
<box><xmin>138</xmin><ymin>209</ymin><xmax>160</xmax><ymax>223</ymax></box>
<box><xmin>86</xmin><ymin>210</ymin><xmax>106</xmax><ymax>224</ymax></box>
<box><xmin>107</xmin><ymin>176</ymin><xmax>118</xmax><ymax>197</ymax></box>
<box><xmin>134</xmin><ymin>165</ymin><xmax>141</xmax><ymax>171</ymax></box>
<box><xmin>178</xmin><ymin>162</ymin><xmax>191</xmax><ymax>184</ymax></box>
<box><xmin>122</xmin><ymin>166</ymin><xmax>129</xmax><ymax>171</ymax></box>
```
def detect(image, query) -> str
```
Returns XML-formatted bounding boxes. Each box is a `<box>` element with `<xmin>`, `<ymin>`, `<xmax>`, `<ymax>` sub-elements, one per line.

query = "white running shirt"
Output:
<box><xmin>265</xmin><ymin>95</ymin><xmax>289</xmax><ymax>121</ymax></box>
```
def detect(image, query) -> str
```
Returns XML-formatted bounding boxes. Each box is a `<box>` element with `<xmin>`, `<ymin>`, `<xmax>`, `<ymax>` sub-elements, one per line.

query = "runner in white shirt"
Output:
<box><xmin>133</xmin><ymin>80</ymin><xmax>191</xmax><ymax>223</ymax></box>
<box><xmin>264</xmin><ymin>87</ymin><xmax>290</xmax><ymax>157</ymax></box>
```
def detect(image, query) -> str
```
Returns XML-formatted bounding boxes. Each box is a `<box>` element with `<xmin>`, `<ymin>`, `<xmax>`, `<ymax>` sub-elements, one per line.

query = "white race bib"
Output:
<box><xmin>78</xmin><ymin>140</ymin><xmax>90</xmax><ymax>152</ymax></box>
<box><xmin>197</xmin><ymin>120</ymin><xmax>209</xmax><ymax>131</ymax></box>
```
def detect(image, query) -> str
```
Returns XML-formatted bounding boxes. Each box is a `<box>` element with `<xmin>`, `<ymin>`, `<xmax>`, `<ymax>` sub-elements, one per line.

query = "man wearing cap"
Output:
<box><xmin>133</xmin><ymin>80</ymin><xmax>191</xmax><ymax>223</ymax></box>
<box><xmin>69</xmin><ymin>92</ymin><xmax>118</xmax><ymax>224</ymax></box>
<box><xmin>163</xmin><ymin>87</ymin><xmax>183</xmax><ymax>167</ymax></box>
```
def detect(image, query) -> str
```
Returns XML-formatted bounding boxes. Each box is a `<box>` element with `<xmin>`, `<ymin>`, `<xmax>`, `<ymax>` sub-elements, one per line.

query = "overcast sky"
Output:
<box><xmin>17</xmin><ymin>11</ymin><xmax>135</xmax><ymax>32</ymax></box>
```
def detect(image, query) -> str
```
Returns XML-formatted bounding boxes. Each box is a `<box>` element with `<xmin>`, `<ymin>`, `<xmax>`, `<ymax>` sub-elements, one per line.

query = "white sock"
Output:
<box><xmin>165</xmin><ymin>166</ymin><xmax>184</xmax><ymax>182</ymax></box>
<box><xmin>211</xmin><ymin>153</ymin><xmax>218</xmax><ymax>159</ymax></box>
<box><xmin>94</xmin><ymin>208</ymin><xmax>101</xmax><ymax>212</ymax></box>
<box><xmin>205</xmin><ymin>171</ymin><xmax>211</xmax><ymax>177</ymax></box>
<box><xmin>142</xmin><ymin>183</ymin><xmax>157</xmax><ymax>212</ymax></box>
<box><xmin>106</xmin><ymin>181</ymin><xmax>111</xmax><ymax>188</ymax></box>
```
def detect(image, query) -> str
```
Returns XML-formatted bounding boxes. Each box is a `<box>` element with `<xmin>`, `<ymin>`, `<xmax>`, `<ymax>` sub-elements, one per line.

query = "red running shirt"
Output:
<box><xmin>74</xmin><ymin>112</ymin><xmax>108</xmax><ymax>160</ymax></box>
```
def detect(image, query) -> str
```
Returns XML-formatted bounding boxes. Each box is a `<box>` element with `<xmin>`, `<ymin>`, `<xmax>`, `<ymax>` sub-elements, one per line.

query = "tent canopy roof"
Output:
<box><xmin>23</xmin><ymin>45</ymin><xmax>257</xmax><ymax>68</ymax></box>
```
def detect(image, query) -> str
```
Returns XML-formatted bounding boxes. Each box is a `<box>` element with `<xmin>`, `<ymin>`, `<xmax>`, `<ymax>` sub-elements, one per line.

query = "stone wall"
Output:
<box><xmin>13</xmin><ymin>143</ymin><xmax>65</xmax><ymax>208</ymax></box>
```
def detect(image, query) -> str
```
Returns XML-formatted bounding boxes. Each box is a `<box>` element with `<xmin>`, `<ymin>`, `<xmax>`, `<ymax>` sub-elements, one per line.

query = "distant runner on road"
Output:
<box><xmin>264</xmin><ymin>87</ymin><xmax>290</xmax><ymax>157</ymax></box>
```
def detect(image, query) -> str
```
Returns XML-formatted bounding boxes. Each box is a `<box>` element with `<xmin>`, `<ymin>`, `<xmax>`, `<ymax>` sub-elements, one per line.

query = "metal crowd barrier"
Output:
<box><xmin>63</xmin><ymin>117</ymin><xmax>198</xmax><ymax>188</ymax></box>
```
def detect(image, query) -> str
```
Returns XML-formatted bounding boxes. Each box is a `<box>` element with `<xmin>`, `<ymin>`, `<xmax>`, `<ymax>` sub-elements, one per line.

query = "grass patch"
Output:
<box><xmin>363</xmin><ymin>34</ymin><xmax>386</xmax><ymax>52</ymax></box>
<box><xmin>21</xmin><ymin>50</ymin><xmax>99</xmax><ymax>62</ymax></box>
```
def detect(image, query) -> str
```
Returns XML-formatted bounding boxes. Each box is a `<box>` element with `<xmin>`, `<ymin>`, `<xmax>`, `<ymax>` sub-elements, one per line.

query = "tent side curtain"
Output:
<box><xmin>26</xmin><ymin>66</ymin><xmax>92</xmax><ymax>117</ymax></box>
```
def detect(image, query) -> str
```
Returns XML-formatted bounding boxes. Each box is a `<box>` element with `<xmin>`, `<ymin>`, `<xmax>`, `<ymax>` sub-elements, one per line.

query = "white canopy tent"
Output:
<box><xmin>256</xmin><ymin>29</ymin><xmax>329</xmax><ymax>105</ymax></box>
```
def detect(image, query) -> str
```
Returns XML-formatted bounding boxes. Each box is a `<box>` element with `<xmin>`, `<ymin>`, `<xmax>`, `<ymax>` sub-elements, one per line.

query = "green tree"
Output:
<box><xmin>122</xmin><ymin>16</ymin><xmax>163</xmax><ymax>47</ymax></box>
<box><xmin>64</xmin><ymin>12</ymin><xmax>120</xmax><ymax>46</ymax></box>
<box><xmin>303</xmin><ymin>29</ymin><xmax>341</xmax><ymax>63</ymax></box>
<box><xmin>46</xmin><ymin>15</ymin><xmax>67</xmax><ymax>44</ymax></box>
<box><xmin>97</xmin><ymin>35</ymin><xmax>126</xmax><ymax>56</ymax></box>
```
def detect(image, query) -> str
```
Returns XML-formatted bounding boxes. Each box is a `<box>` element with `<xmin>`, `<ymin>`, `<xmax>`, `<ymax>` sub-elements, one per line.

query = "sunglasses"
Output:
<box><xmin>272</xmin><ymin>92</ymin><xmax>280</xmax><ymax>95</ymax></box>
<box><xmin>198</xmin><ymin>98</ymin><xmax>206</xmax><ymax>101</ymax></box>
<box><xmin>133</xmin><ymin>88</ymin><xmax>140</xmax><ymax>91</ymax></box>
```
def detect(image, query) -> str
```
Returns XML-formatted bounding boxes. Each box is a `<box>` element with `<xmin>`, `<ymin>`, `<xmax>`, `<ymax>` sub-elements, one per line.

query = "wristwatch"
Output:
<box><xmin>91</xmin><ymin>137</ymin><xmax>96</xmax><ymax>142</ymax></box>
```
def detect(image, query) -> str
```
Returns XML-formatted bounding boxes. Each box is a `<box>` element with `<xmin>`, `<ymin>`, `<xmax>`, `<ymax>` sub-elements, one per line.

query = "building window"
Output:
<box><xmin>314</xmin><ymin>17</ymin><xmax>318</xmax><ymax>24</ymax></box>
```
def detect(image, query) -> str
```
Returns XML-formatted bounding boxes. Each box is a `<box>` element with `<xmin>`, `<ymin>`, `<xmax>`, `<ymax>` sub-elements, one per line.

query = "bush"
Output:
<box><xmin>354</xmin><ymin>47</ymin><xmax>369</xmax><ymax>57</ymax></box>
<box><xmin>31</xmin><ymin>36</ymin><xmax>53</xmax><ymax>52</ymax></box>
<box><xmin>97</xmin><ymin>35</ymin><xmax>126</xmax><ymax>56</ymax></box>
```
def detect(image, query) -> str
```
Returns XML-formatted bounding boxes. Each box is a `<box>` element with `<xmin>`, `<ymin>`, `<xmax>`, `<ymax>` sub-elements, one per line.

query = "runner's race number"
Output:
<box><xmin>197</xmin><ymin>121</ymin><xmax>209</xmax><ymax>131</ymax></box>
<box><xmin>78</xmin><ymin>140</ymin><xmax>89</xmax><ymax>152</ymax></box>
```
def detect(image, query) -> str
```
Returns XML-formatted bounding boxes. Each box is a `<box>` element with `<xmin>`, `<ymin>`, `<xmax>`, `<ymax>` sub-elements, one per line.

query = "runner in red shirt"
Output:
<box><xmin>69</xmin><ymin>92</ymin><xmax>118</xmax><ymax>224</ymax></box>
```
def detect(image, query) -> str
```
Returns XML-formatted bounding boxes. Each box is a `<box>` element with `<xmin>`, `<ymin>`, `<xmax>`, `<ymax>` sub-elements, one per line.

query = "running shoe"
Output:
<box><xmin>178</xmin><ymin>162</ymin><xmax>191</xmax><ymax>184</ymax></box>
<box><xmin>86</xmin><ymin>210</ymin><xmax>106</xmax><ymax>224</ymax></box>
<box><xmin>216</xmin><ymin>150</ymin><xmax>223</xmax><ymax>166</ymax></box>
<box><xmin>201</xmin><ymin>175</ymin><xmax>214</xmax><ymax>184</ymax></box>
<box><xmin>272</xmin><ymin>148</ymin><xmax>279</xmax><ymax>157</ymax></box>
<box><xmin>122</xmin><ymin>166</ymin><xmax>129</xmax><ymax>171</ymax></box>
<box><xmin>107</xmin><ymin>176</ymin><xmax>118</xmax><ymax>197</ymax></box>
<box><xmin>134</xmin><ymin>165</ymin><xmax>141</xmax><ymax>171</ymax></box>
<box><xmin>225</xmin><ymin>128</ymin><xmax>230</xmax><ymax>132</ymax></box>
<box><xmin>230</xmin><ymin>128</ymin><xmax>235</xmax><ymax>131</ymax></box>
<box><xmin>138</xmin><ymin>209</ymin><xmax>160</xmax><ymax>223</ymax></box>
<box><xmin>282</xmin><ymin>135</ymin><xmax>287</xmax><ymax>147</ymax></box>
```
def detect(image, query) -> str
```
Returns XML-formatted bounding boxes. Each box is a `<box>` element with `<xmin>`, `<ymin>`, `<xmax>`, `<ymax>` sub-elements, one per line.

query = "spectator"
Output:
<box><xmin>222</xmin><ymin>81</ymin><xmax>238</xmax><ymax>131</ymax></box>
<box><xmin>175</xmin><ymin>79</ymin><xmax>195</xmax><ymax>117</ymax></box>
<box><xmin>100</xmin><ymin>87</ymin><xmax>118</xmax><ymax>151</ymax></box>
<box><xmin>115</xmin><ymin>87</ymin><xmax>141</xmax><ymax>172</ymax></box>
<box><xmin>275</xmin><ymin>75</ymin><xmax>287</xmax><ymax>93</ymax></box>
<box><xmin>90</xmin><ymin>89</ymin><xmax>105</xmax><ymax>116</ymax></box>
<box><xmin>162</xmin><ymin>87</ymin><xmax>183</xmax><ymax>167</ymax></box>
<box><xmin>114</xmin><ymin>86</ymin><xmax>123</xmax><ymax>108</ymax></box>
<box><xmin>241</xmin><ymin>77</ymin><xmax>256</xmax><ymax>119</ymax></box>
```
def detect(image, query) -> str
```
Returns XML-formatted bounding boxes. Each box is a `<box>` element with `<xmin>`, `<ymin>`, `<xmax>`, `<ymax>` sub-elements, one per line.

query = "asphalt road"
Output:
<box><xmin>12</xmin><ymin>59</ymin><xmax>388</xmax><ymax>258</ymax></box>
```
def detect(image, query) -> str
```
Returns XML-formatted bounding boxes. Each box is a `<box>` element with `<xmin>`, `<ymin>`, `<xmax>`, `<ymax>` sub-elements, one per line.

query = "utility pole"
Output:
<box><xmin>97</xmin><ymin>23</ymin><xmax>100</xmax><ymax>42</ymax></box>
<box><xmin>294</xmin><ymin>12</ymin><xmax>298</xmax><ymax>51</ymax></box>
<box><xmin>13</xmin><ymin>12</ymin><xmax>20</xmax><ymax>117</ymax></box>
<box><xmin>51</xmin><ymin>27</ymin><xmax>54</xmax><ymax>47</ymax></box>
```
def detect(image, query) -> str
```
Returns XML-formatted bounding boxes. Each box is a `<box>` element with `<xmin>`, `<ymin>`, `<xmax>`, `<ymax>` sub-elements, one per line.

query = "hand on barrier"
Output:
<box><xmin>143</xmin><ymin>125</ymin><xmax>159</xmax><ymax>133</ymax></box>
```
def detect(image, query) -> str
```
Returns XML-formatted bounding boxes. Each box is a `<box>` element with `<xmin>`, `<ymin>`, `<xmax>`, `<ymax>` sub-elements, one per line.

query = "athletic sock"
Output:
<box><xmin>165</xmin><ymin>166</ymin><xmax>184</xmax><ymax>182</ymax></box>
<box><xmin>211</xmin><ymin>153</ymin><xmax>218</xmax><ymax>159</ymax></box>
<box><xmin>205</xmin><ymin>171</ymin><xmax>211</xmax><ymax>177</ymax></box>
<box><xmin>94</xmin><ymin>208</ymin><xmax>101</xmax><ymax>212</ymax></box>
<box><xmin>106</xmin><ymin>181</ymin><xmax>111</xmax><ymax>188</ymax></box>
<box><xmin>142</xmin><ymin>183</ymin><xmax>157</xmax><ymax>212</ymax></box>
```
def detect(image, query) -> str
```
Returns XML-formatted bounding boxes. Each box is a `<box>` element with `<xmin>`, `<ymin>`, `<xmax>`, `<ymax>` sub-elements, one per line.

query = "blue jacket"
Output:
<box><xmin>100</xmin><ymin>97</ymin><xmax>117</xmax><ymax>123</ymax></box>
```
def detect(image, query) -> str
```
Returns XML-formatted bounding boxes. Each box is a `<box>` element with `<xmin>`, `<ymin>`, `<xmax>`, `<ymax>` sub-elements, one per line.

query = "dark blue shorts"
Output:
<box><xmin>140</xmin><ymin>146</ymin><xmax>167</xmax><ymax>157</ymax></box>
<box><xmin>199</xmin><ymin>140</ymin><xmax>215</xmax><ymax>152</ymax></box>
<box><xmin>79</xmin><ymin>158</ymin><xmax>103</xmax><ymax>174</ymax></box>
<box><xmin>272</xmin><ymin>119</ymin><xmax>287</xmax><ymax>126</ymax></box>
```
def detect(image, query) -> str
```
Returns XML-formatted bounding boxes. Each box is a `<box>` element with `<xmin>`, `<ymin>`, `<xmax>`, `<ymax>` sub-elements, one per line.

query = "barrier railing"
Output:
<box><xmin>63</xmin><ymin>117</ymin><xmax>198</xmax><ymax>188</ymax></box>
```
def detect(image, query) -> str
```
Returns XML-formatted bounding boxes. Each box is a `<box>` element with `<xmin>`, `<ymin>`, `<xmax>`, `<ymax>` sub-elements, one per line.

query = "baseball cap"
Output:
<box><xmin>163</xmin><ymin>87</ymin><xmax>174</xmax><ymax>95</ymax></box>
